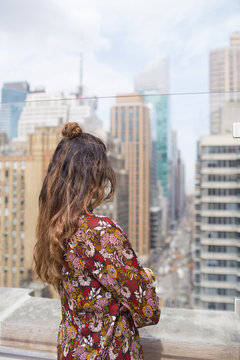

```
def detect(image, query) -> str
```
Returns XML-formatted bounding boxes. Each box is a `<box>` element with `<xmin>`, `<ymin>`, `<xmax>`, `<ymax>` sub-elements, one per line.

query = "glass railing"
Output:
<box><xmin>0</xmin><ymin>90</ymin><xmax>240</xmax><ymax>310</ymax></box>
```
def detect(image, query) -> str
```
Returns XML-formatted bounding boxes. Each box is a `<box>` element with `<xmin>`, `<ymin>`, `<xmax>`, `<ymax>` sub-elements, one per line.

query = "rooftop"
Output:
<box><xmin>0</xmin><ymin>287</ymin><xmax>239</xmax><ymax>360</ymax></box>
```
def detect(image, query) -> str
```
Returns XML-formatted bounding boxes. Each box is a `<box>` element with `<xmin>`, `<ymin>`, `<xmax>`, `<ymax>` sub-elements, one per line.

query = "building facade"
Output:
<box><xmin>193</xmin><ymin>135</ymin><xmax>240</xmax><ymax>311</ymax></box>
<box><xmin>169</xmin><ymin>131</ymin><xmax>186</xmax><ymax>228</ymax></box>
<box><xmin>17</xmin><ymin>91</ymin><xmax>98</xmax><ymax>141</ymax></box>
<box><xmin>0</xmin><ymin>157</ymin><xmax>27</xmax><ymax>287</ymax></box>
<box><xmin>135</xmin><ymin>59</ymin><xmax>170</xmax><ymax>197</ymax></box>
<box><xmin>111</xmin><ymin>94</ymin><xmax>150</xmax><ymax>256</ymax></box>
<box><xmin>0</xmin><ymin>127</ymin><xmax>61</xmax><ymax>292</ymax></box>
<box><xmin>210</xmin><ymin>33</ymin><xmax>240</xmax><ymax>135</ymax></box>
<box><xmin>0</xmin><ymin>82</ymin><xmax>30</xmax><ymax>140</ymax></box>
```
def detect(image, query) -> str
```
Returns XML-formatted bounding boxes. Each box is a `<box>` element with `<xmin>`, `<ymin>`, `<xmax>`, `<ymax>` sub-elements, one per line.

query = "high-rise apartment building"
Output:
<box><xmin>210</xmin><ymin>33</ymin><xmax>240</xmax><ymax>134</ymax></box>
<box><xmin>193</xmin><ymin>33</ymin><xmax>240</xmax><ymax>311</ymax></box>
<box><xmin>111</xmin><ymin>94</ymin><xmax>150</xmax><ymax>255</ymax></box>
<box><xmin>0</xmin><ymin>127</ymin><xmax>61</xmax><ymax>293</ymax></box>
<box><xmin>193</xmin><ymin>135</ymin><xmax>240</xmax><ymax>311</ymax></box>
<box><xmin>149</xmin><ymin>141</ymin><xmax>162</xmax><ymax>249</ymax></box>
<box><xmin>0</xmin><ymin>82</ymin><xmax>30</xmax><ymax>140</ymax></box>
<box><xmin>0</xmin><ymin>157</ymin><xmax>27</xmax><ymax>287</ymax></box>
<box><xmin>135</xmin><ymin>59</ymin><xmax>170</xmax><ymax>197</ymax></box>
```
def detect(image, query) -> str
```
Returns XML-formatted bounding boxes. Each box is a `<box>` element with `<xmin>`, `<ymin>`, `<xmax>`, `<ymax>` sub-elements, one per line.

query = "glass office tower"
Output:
<box><xmin>135</xmin><ymin>60</ymin><xmax>170</xmax><ymax>197</ymax></box>
<box><xmin>1</xmin><ymin>82</ymin><xmax>30</xmax><ymax>140</ymax></box>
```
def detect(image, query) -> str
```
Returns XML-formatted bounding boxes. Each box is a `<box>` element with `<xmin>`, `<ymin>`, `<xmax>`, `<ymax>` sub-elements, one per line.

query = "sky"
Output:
<box><xmin>0</xmin><ymin>0</ymin><xmax>240</xmax><ymax>192</ymax></box>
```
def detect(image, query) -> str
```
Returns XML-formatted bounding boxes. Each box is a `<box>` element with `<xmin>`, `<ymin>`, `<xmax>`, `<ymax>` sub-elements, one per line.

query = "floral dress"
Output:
<box><xmin>57</xmin><ymin>213</ymin><xmax>161</xmax><ymax>360</ymax></box>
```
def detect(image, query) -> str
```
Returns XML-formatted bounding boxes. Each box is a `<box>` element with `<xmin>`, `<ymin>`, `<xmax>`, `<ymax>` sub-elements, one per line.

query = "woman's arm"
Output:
<box><xmin>72</xmin><ymin>220</ymin><xmax>161</xmax><ymax>329</ymax></box>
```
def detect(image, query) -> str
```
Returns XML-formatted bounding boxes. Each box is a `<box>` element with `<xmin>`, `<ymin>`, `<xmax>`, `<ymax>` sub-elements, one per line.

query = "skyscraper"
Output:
<box><xmin>0</xmin><ymin>82</ymin><xmax>30</xmax><ymax>140</ymax></box>
<box><xmin>169</xmin><ymin>131</ymin><xmax>186</xmax><ymax>227</ymax></box>
<box><xmin>193</xmin><ymin>33</ymin><xmax>240</xmax><ymax>311</ymax></box>
<box><xmin>210</xmin><ymin>33</ymin><xmax>240</xmax><ymax>134</ymax></box>
<box><xmin>193</xmin><ymin>136</ymin><xmax>240</xmax><ymax>311</ymax></box>
<box><xmin>111</xmin><ymin>94</ymin><xmax>150</xmax><ymax>256</ymax></box>
<box><xmin>0</xmin><ymin>127</ymin><xmax>60</xmax><ymax>292</ymax></box>
<box><xmin>135</xmin><ymin>59</ymin><xmax>170</xmax><ymax>197</ymax></box>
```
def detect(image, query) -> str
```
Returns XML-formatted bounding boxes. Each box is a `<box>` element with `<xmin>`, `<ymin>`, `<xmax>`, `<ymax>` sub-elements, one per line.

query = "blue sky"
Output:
<box><xmin>0</xmin><ymin>0</ymin><xmax>240</xmax><ymax>191</ymax></box>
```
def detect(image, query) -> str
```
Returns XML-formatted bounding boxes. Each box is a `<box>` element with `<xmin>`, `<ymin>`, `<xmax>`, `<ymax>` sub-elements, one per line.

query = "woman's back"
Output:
<box><xmin>57</xmin><ymin>213</ymin><xmax>160</xmax><ymax>360</ymax></box>
<box><xmin>32</xmin><ymin>122</ymin><xmax>161</xmax><ymax>360</ymax></box>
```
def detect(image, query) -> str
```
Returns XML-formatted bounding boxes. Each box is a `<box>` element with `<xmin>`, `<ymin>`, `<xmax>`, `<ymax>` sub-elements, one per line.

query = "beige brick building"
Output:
<box><xmin>0</xmin><ymin>127</ymin><xmax>61</xmax><ymax>296</ymax></box>
<box><xmin>111</xmin><ymin>94</ymin><xmax>150</xmax><ymax>256</ymax></box>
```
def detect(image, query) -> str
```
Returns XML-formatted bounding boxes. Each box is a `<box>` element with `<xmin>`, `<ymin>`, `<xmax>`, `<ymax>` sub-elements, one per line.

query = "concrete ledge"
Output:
<box><xmin>0</xmin><ymin>288</ymin><xmax>240</xmax><ymax>360</ymax></box>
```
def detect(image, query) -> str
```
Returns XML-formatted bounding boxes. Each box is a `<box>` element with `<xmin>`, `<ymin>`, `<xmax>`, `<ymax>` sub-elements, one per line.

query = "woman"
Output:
<box><xmin>33</xmin><ymin>122</ymin><xmax>161</xmax><ymax>360</ymax></box>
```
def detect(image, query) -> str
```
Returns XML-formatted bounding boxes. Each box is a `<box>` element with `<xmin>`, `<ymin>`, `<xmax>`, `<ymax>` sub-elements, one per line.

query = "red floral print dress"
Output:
<box><xmin>57</xmin><ymin>213</ymin><xmax>160</xmax><ymax>360</ymax></box>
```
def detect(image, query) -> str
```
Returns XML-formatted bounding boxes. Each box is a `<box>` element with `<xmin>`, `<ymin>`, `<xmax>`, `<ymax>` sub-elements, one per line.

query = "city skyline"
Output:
<box><xmin>0</xmin><ymin>0</ymin><xmax>240</xmax><ymax>192</ymax></box>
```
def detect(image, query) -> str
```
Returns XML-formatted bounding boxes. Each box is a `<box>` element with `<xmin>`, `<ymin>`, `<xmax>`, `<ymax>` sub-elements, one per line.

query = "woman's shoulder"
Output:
<box><xmin>78</xmin><ymin>213</ymin><xmax>125</xmax><ymax>235</ymax></box>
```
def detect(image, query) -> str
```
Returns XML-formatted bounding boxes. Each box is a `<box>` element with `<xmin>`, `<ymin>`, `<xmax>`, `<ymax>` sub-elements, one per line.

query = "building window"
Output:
<box><xmin>129</xmin><ymin>106</ymin><xmax>133</xmax><ymax>120</ymax></box>
<box><xmin>121</xmin><ymin>107</ymin><xmax>125</xmax><ymax>120</ymax></box>
<box><xmin>208</xmin><ymin>274</ymin><xmax>226</xmax><ymax>281</ymax></box>
<box><xmin>208</xmin><ymin>245</ymin><xmax>227</xmax><ymax>253</ymax></box>
<box><xmin>136</xmin><ymin>120</ymin><xmax>139</xmax><ymax>141</ymax></box>
<box><xmin>208</xmin><ymin>303</ymin><xmax>216</xmax><ymax>310</ymax></box>
<box><xmin>217</xmin><ymin>288</ymin><xmax>226</xmax><ymax>296</ymax></box>
<box><xmin>136</xmin><ymin>106</ymin><xmax>139</xmax><ymax>119</ymax></box>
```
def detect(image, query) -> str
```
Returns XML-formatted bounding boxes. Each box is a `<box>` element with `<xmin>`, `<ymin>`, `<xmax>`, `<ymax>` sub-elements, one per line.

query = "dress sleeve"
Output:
<box><xmin>73</xmin><ymin>221</ymin><xmax>161</xmax><ymax>329</ymax></box>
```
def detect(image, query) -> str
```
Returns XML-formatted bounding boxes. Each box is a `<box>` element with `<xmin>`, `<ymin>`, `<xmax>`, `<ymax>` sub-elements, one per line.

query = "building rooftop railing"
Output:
<box><xmin>0</xmin><ymin>287</ymin><xmax>240</xmax><ymax>360</ymax></box>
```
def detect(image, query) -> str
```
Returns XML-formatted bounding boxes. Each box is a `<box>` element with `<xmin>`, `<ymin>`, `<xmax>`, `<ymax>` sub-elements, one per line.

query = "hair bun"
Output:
<box><xmin>61</xmin><ymin>122</ymin><xmax>83</xmax><ymax>139</ymax></box>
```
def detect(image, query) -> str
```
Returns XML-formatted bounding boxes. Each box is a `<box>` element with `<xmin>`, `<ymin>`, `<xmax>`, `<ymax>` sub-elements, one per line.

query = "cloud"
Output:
<box><xmin>0</xmin><ymin>0</ymin><xmax>239</xmax><ymax>93</ymax></box>
<box><xmin>0</xmin><ymin>0</ymin><xmax>239</xmax><ymax>189</ymax></box>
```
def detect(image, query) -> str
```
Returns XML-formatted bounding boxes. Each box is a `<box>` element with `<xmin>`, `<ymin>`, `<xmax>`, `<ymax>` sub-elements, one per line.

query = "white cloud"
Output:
<box><xmin>0</xmin><ymin>0</ymin><xmax>239</xmax><ymax>189</ymax></box>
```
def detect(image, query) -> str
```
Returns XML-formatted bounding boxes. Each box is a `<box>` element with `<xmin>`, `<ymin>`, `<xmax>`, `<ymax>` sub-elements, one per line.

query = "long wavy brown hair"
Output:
<box><xmin>33</xmin><ymin>122</ymin><xmax>116</xmax><ymax>294</ymax></box>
